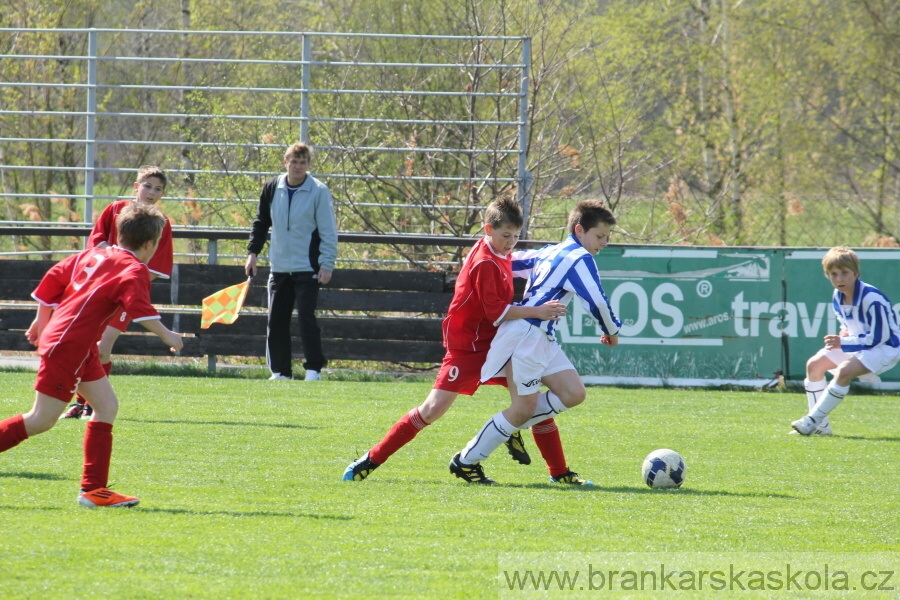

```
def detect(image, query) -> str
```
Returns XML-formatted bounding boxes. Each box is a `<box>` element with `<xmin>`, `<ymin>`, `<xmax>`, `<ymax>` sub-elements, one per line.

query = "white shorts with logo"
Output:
<box><xmin>814</xmin><ymin>344</ymin><xmax>900</xmax><ymax>381</ymax></box>
<box><xmin>480</xmin><ymin>320</ymin><xmax>575</xmax><ymax>395</ymax></box>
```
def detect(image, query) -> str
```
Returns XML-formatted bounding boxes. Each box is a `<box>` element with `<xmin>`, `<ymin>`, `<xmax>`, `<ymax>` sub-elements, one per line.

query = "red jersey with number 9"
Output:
<box><xmin>31</xmin><ymin>246</ymin><xmax>160</xmax><ymax>368</ymax></box>
<box><xmin>441</xmin><ymin>236</ymin><xmax>514</xmax><ymax>352</ymax></box>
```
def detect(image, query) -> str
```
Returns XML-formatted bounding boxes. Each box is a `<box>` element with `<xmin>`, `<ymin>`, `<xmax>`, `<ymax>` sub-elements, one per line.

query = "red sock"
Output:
<box><xmin>0</xmin><ymin>414</ymin><xmax>28</xmax><ymax>453</ymax></box>
<box><xmin>81</xmin><ymin>421</ymin><xmax>113</xmax><ymax>492</ymax></box>
<box><xmin>368</xmin><ymin>408</ymin><xmax>428</xmax><ymax>464</ymax></box>
<box><xmin>531</xmin><ymin>418</ymin><xmax>569</xmax><ymax>478</ymax></box>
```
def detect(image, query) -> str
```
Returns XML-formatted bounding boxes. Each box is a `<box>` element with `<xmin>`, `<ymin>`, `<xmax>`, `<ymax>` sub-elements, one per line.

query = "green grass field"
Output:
<box><xmin>0</xmin><ymin>373</ymin><xmax>897</xmax><ymax>598</ymax></box>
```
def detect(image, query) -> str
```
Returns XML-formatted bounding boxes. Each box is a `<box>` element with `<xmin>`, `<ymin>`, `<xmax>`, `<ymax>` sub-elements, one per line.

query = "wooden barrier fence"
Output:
<box><xmin>0</xmin><ymin>261</ymin><xmax>455</xmax><ymax>369</ymax></box>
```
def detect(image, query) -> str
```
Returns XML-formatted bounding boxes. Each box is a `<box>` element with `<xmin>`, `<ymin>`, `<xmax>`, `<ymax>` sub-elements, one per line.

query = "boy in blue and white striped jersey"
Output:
<box><xmin>792</xmin><ymin>246</ymin><xmax>900</xmax><ymax>435</ymax></box>
<box><xmin>449</xmin><ymin>200</ymin><xmax>621</xmax><ymax>484</ymax></box>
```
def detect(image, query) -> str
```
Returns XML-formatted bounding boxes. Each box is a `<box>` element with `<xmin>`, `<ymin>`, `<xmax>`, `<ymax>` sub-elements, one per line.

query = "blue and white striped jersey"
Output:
<box><xmin>511</xmin><ymin>234</ymin><xmax>621</xmax><ymax>340</ymax></box>
<box><xmin>833</xmin><ymin>278</ymin><xmax>900</xmax><ymax>352</ymax></box>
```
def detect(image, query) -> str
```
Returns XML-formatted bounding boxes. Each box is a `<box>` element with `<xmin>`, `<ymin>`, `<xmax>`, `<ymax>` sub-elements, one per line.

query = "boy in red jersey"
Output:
<box><xmin>0</xmin><ymin>203</ymin><xmax>183</xmax><ymax>507</ymax></box>
<box><xmin>61</xmin><ymin>166</ymin><xmax>174</xmax><ymax>419</ymax></box>
<box><xmin>343</xmin><ymin>198</ymin><xmax>592</xmax><ymax>485</ymax></box>
<box><xmin>450</xmin><ymin>200</ymin><xmax>621</xmax><ymax>484</ymax></box>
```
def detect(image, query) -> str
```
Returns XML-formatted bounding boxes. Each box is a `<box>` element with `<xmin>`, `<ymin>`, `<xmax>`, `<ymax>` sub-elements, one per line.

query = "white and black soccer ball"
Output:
<box><xmin>642</xmin><ymin>448</ymin><xmax>686</xmax><ymax>489</ymax></box>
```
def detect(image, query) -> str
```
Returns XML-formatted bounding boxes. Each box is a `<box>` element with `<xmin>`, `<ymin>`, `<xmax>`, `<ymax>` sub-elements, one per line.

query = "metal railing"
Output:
<box><xmin>0</xmin><ymin>28</ymin><xmax>533</xmax><ymax>251</ymax></box>
<box><xmin>0</xmin><ymin>223</ymin><xmax>553</xmax><ymax>269</ymax></box>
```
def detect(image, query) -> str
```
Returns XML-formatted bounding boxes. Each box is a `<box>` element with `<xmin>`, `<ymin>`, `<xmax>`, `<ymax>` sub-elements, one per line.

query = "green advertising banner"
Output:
<box><xmin>558</xmin><ymin>247</ymin><xmax>900</xmax><ymax>387</ymax></box>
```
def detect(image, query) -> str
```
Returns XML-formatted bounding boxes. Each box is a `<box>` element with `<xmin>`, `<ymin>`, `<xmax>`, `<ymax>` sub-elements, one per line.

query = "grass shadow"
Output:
<box><xmin>834</xmin><ymin>434</ymin><xmax>900</xmax><ymax>443</ymax></box>
<box><xmin>0</xmin><ymin>471</ymin><xmax>68</xmax><ymax>481</ymax></box>
<box><xmin>139</xmin><ymin>507</ymin><xmax>352</xmax><ymax>520</ymax></box>
<box><xmin>354</xmin><ymin>478</ymin><xmax>797</xmax><ymax>499</ymax></box>
<box><xmin>494</xmin><ymin>482</ymin><xmax>798</xmax><ymax>499</ymax></box>
<box><xmin>119</xmin><ymin>418</ymin><xmax>318</xmax><ymax>430</ymax></box>
<box><xmin>0</xmin><ymin>504</ymin><xmax>65</xmax><ymax>511</ymax></box>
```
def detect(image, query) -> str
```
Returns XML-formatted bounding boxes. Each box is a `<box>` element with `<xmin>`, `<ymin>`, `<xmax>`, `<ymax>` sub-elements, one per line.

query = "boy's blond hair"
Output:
<box><xmin>822</xmin><ymin>246</ymin><xmax>859</xmax><ymax>275</ymax></box>
<box><xmin>117</xmin><ymin>202</ymin><xmax>166</xmax><ymax>250</ymax></box>
<box><xmin>136</xmin><ymin>165</ymin><xmax>168</xmax><ymax>190</ymax></box>
<box><xmin>283</xmin><ymin>142</ymin><xmax>312</xmax><ymax>162</ymax></box>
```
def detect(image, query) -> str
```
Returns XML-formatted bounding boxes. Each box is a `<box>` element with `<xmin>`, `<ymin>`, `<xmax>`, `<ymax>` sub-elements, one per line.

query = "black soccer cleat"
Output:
<box><xmin>60</xmin><ymin>403</ymin><xmax>86</xmax><ymax>420</ymax></box>
<box><xmin>550</xmin><ymin>470</ymin><xmax>594</xmax><ymax>486</ymax></box>
<box><xmin>449</xmin><ymin>453</ymin><xmax>496</xmax><ymax>484</ymax></box>
<box><xmin>504</xmin><ymin>430</ymin><xmax>531</xmax><ymax>465</ymax></box>
<box><xmin>342</xmin><ymin>453</ymin><xmax>380</xmax><ymax>481</ymax></box>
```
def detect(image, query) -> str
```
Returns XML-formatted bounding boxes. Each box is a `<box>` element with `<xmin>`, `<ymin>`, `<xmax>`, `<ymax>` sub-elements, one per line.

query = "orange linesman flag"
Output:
<box><xmin>201</xmin><ymin>279</ymin><xmax>251</xmax><ymax>329</ymax></box>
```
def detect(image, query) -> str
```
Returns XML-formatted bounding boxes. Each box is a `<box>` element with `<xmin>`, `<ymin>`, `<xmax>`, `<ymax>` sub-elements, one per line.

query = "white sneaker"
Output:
<box><xmin>789</xmin><ymin>423</ymin><xmax>832</xmax><ymax>435</ymax></box>
<box><xmin>269</xmin><ymin>373</ymin><xmax>292</xmax><ymax>381</ymax></box>
<box><xmin>304</xmin><ymin>370</ymin><xmax>322</xmax><ymax>381</ymax></box>
<box><xmin>791</xmin><ymin>415</ymin><xmax>819</xmax><ymax>435</ymax></box>
<box><xmin>789</xmin><ymin>417</ymin><xmax>832</xmax><ymax>435</ymax></box>
<box><xmin>815</xmin><ymin>423</ymin><xmax>833</xmax><ymax>435</ymax></box>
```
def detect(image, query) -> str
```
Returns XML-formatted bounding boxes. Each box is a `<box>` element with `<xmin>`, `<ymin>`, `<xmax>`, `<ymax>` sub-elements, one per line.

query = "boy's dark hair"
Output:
<box><xmin>567</xmin><ymin>199</ymin><xmax>616</xmax><ymax>234</ymax></box>
<box><xmin>284</xmin><ymin>142</ymin><xmax>312</xmax><ymax>162</ymax></box>
<box><xmin>136</xmin><ymin>165</ymin><xmax>168</xmax><ymax>189</ymax></box>
<box><xmin>117</xmin><ymin>202</ymin><xmax>166</xmax><ymax>250</ymax></box>
<box><xmin>484</xmin><ymin>197</ymin><xmax>524</xmax><ymax>230</ymax></box>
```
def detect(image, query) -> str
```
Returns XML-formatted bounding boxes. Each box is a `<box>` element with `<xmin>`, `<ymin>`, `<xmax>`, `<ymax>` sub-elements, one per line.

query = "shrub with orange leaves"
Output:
<box><xmin>19</xmin><ymin>204</ymin><xmax>43</xmax><ymax>221</ymax></box>
<box><xmin>669</xmin><ymin>201</ymin><xmax>687</xmax><ymax>224</ymax></box>
<box><xmin>862</xmin><ymin>234</ymin><xmax>900</xmax><ymax>248</ymax></box>
<box><xmin>557</xmin><ymin>144</ymin><xmax>581</xmax><ymax>169</ymax></box>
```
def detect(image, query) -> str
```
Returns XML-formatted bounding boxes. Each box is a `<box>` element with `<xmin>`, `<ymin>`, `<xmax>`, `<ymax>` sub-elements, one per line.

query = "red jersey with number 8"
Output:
<box><xmin>31</xmin><ymin>246</ymin><xmax>160</xmax><ymax>368</ymax></box>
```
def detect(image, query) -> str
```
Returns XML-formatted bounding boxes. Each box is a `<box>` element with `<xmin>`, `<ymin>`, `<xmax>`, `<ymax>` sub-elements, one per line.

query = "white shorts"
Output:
<box><xmin>480</xmin><ymin>320</ymin><xmax>575</xmax><ymax>396</ymax></box>
<box><xmin>815</xmin><ymin>344</ymin><xmax>900</xmax><ymax>380</ymax></box>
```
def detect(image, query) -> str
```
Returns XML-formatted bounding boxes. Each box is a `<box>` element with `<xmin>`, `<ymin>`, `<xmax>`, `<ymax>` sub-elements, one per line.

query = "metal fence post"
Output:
<box><xmin>207</xmin><ymin>238</ymin><xmax>218</xmax><ymax>373</ymax></box>
<box><xmin>300</xmin><ymin>34</ymin><xmax>310</xmax><ymax>144</ymax></box>
<box><xmin>517</xmin><ymin>36</ymin><xmax>531</xmax><ymax>238</ymax></box>
<box><xmin>84</xmin><ymin>29</ymin><xmax>98</xmax><ymax>227</ymax></box>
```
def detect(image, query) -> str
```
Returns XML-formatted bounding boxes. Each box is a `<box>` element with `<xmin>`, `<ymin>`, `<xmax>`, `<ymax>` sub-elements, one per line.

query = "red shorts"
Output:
<box><xmin>34</xmin><ymin>349</ymin><xmax>107</xmax><ymax>402</ymax></box>
<box><xmin>107</xmin><ymin>308</ymin><xmax>132</xmax><ymax>332</ymax></box>
<box><xmin>433</xmin><ymin>348</ymin><xmax>507</xmax><ymax>396</ymax></box>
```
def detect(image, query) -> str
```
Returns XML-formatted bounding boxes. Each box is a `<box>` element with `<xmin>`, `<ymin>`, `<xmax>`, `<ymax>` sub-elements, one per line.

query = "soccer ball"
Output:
<box><xmin>642</xmin><ymin>448</ymin><xmax>686</xmax><ymax>489</ymax></box>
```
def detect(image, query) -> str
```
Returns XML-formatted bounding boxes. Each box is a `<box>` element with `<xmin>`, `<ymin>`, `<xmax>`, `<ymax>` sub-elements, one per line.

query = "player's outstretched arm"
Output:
<box><xmin>505</xmin><ymin>300</ymin><xmax>567</xmax><ymax>322</ymax></box>
<box><xmin>140</xmin><ymin>318</ymin><xmax>184</xmax><ymax>353</ymax></box>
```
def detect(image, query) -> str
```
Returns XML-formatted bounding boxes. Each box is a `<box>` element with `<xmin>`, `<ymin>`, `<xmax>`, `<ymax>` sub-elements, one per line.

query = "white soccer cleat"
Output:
<box><xmin>791</xmin><ymin>415</ymin><xmax>819</xmax><ymax>436</ymax></box>
<box><xmin>789</xmin><ymin>423</ymin><xmax>832</xmax><ymax>435</ymax></box>
<box><xmin>304</xmin><ymin>370</ymin><xmax>321</xmax><ymax>381</ymax></box>
<box><xmin>269</xmin><ymin>373</ymin><xmax>292</xmax><ymax>381</ymax></box>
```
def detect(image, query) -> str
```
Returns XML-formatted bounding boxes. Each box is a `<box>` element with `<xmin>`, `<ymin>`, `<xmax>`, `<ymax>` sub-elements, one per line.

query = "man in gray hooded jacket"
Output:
<box><xmin>245</xmin><ymin>143</ymin><xmax>338</xmax><ymax>381</ymax></box>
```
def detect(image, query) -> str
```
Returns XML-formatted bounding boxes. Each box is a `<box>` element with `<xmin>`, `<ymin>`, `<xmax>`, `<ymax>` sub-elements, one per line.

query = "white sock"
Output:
<box><xmin>804</xmin><ymin>378</ymin><xmax>827</xmax><ymax>411</ymax></box>
<box><xmin>519</xmin><ymin>390</ymin><xmax>569</xmax><ymax>430</ymax></box>
<box><xmin>811</xmin><ymin>383</ymin><xmax>849</xmax><ymax>422</ymax></box>
<box><xmin>804</xmin><ymin>378</ymin><xmax>829</xmax><ymax>427</ymax></box>
<box><xmin>460</xmin><ymin>412</ymin><xmax>518</xmax><ymax>464</ymax></box>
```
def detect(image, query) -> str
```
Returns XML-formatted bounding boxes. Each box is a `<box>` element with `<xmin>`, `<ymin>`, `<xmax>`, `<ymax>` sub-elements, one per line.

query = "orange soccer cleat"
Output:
<box><xmin>77</xmin><ymin>487</ymin><xmax>140</xmax><ymax>508</ymax></box>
